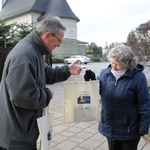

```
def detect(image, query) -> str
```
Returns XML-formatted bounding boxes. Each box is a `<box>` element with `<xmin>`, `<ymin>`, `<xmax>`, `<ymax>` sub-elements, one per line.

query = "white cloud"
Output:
<box><xmin>0</xmin><ymin>1</ymin><xmax>1</xmax><ymax>10</ymax></box>
<box><xmin>67</xmin><ymin>0</ymin><xmax>150</xmax><ymax>47</ymax></box>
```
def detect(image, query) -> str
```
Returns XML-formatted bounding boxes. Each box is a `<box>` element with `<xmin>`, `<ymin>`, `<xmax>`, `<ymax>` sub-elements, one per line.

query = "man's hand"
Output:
<box><xmin>69</xmin><ymin>60</ymin><xmax>85</xmax><ymax>75</ymax></box>
<box><xmin>84</xmin><ymin>69</ymin><xmax>96</xmax><ymax>81</ymax></box>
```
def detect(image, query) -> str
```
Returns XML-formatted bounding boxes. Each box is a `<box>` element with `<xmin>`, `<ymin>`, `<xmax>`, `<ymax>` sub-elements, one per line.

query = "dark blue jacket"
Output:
<box><xmin>97</xmin><ymin>64</ymin><xmax>150</xmax><ymax>140</ymax></box>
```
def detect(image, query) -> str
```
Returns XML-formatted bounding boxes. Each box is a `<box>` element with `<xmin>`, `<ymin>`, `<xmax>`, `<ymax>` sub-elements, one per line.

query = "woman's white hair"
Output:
<box><xmin>107</xmin><ymin>44</ymin><xmax>137</xmax><ymax>70</ymax></box>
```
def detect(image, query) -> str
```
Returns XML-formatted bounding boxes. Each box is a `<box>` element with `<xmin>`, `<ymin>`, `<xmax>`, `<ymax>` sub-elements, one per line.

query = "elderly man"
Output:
<box><xmin>0</xmin><ymin>17</ymin><xmax>83</xmax><ymax>150</ymax></box>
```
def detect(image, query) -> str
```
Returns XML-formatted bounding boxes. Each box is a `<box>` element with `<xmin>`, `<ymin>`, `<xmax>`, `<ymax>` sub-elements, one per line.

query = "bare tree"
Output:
<box><xmin>127</xmin><ymin>20</ymin><xmax>150</xmax><ymax>62</ymax></box>
<box><xmin>86</xmin><ymin>42</ymin><xmax>102</xmax><ymax>57</ymax></box>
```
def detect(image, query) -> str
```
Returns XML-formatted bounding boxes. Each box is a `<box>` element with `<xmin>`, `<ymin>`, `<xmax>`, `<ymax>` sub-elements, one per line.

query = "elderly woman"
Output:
<box><xmin>84</xmin><ymin>45</ymin><xmax>150</xmax><ymax>150</ymax></box>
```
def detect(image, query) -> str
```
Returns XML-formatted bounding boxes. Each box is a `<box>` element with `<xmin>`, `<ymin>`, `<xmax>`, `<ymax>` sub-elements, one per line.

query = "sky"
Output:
<box><xmin>0</xmin><ymin>0</ymin><xmax>150</xmax><ymax>47</ymax></box>
<box><xmin>66</xmin><ymin>0</ymin><xmax>150</xmax><ymax>47</ymax></box>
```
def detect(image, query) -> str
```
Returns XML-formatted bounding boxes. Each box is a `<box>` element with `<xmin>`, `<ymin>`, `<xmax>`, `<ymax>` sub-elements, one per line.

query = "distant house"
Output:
<box><xmin>0</xmin><ymin>0</ymin><xmax>88</xmax><ymax>58</ymax></box>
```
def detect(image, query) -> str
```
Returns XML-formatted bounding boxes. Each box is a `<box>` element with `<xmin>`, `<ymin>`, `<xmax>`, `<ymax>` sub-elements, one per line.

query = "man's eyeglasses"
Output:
<box><xmin>51</xmin><ymin>33</ymin><xmax>62</xmax><ymax>44</ymax></box>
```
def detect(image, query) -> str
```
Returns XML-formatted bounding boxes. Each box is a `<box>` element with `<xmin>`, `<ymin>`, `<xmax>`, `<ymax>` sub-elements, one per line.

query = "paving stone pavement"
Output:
<box><xmin>37</xmin><ymin>62</ymin><xmax>150</xmax><ymax>150</ymax></box>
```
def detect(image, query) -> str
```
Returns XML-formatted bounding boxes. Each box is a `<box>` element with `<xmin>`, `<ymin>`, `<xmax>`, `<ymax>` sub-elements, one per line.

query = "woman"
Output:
<box><xmin>84</xmin><ymin>45</ymin><xmax>150</xmax><ymax>150</ymax></box>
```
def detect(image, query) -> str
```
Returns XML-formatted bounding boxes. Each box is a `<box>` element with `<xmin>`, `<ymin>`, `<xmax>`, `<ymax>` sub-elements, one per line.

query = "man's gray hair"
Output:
<box><xmin>36</xmin><ymin>16</ymin><xmax>66</xmax><ymax>36</ymax></box>
<box><xmin>107</xmin><ymin>44</ymin><xmax>137</xmax><ymax>70</ymax></box>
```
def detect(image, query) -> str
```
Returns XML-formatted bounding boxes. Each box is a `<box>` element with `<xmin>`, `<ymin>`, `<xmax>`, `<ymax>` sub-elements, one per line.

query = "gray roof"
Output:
<box><xmin>0</xmin><ymin>0</ymin><xmax>47</xmax><ymax>19</ymax></box>
<box><xmin>77</xmin><ymin>40</ymin><xmax>88</xmax><ymax>44</ymax></box>
<box><xmin>38</xmin><ymin>0</ymin><xmax>79</xmax><ymax>22</ymax></box>
<box><xmin>0</xmin><ymin>0</ymin><xmax>79</xmax><ymax>22</ymax></box>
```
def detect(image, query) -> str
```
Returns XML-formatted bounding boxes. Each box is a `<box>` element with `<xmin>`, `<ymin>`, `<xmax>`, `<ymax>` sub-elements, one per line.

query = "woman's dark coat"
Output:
<box><xmin>98</xmin><ymin>64</ymin><xmax>150</xmax><ymax>140</ymax></box>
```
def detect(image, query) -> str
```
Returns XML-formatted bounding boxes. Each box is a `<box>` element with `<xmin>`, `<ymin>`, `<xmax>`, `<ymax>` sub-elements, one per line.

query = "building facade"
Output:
<box><xmin>0</xmin><ymin>0</ymin><xmax>88</xmax><ymax>58</ymax></box>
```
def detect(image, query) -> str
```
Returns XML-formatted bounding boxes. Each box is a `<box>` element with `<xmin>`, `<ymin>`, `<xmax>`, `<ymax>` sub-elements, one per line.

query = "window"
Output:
<box><xmin>68</xmin><ymin>25</ymin><xmax>75</xmax><ymax>36</ymax></box>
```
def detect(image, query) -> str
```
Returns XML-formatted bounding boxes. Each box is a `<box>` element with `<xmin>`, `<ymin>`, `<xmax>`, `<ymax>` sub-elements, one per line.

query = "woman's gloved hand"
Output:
<box><xmin>84</xmin><ymin>69</ymin><xmax>96</xmax><ymax>81</ymax></box>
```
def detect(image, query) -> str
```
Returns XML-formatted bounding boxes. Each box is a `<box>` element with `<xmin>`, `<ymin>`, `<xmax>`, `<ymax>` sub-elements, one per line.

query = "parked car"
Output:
<box><xmin>64</xmin><ymin>55</ymin><xmax>90</xmax><ymax>64</ymax></box>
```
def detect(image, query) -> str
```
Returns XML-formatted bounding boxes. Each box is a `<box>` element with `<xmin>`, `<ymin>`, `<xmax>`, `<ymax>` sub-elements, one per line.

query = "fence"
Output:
<box><xmin>0</xmin><ymin>48</ymin><xmax>11</xmax><ymax>80</ymax></box>
<box><xmin>0</xmin><ymin>49</ymin><xmax>52</xmax><ymax>80</ymax></box>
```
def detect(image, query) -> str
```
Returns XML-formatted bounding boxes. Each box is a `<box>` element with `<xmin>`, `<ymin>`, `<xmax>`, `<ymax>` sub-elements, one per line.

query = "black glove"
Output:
<box><xmin>84</xmin><ymin>69</ymin><xmax>96</xmax><ymax>81</ymax></box>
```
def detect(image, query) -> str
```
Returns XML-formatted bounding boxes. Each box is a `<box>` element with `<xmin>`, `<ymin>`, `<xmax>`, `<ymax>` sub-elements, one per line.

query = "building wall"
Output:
<box><xmin>4</xmin><ymin>13</ymin><xmax>87</xmax><ymax>58</ymax></box>
<box><xmin>5</xmin><ymin>12</ymin><xmax>41</xmax><ymax>28</ymax></box>
<box><xmin>78</xmin><ymin>44</ymin><xmax>87</xmax><ymax>56</ymax></box>
<box><xmin>52</xmin><ymin>39</ymin><xmax>78</xmax><ymax>58</ymax></box>
<box><xmin>6</xmin><ymin>14</ymin><xmax>32</xmax><ymax>24</ymax></box>
<box><xmin>62</xmin><ymin>18</ymin><xmax>77</xmax><ymax>40</ymax></box>
<box><xmin>52</xmin><ymin>18</ymin><xmax>79</xmax><ymax>58</ymax></box>
<box><xmin>31</xmin><ymin>12</ymin><xmax>41</xmax><ymax>28</ymax></box>
<box><xmin>52</xmin><ymin>18</ymin><xmax>87</xmax><ymax>58</ymax></box>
